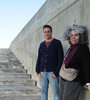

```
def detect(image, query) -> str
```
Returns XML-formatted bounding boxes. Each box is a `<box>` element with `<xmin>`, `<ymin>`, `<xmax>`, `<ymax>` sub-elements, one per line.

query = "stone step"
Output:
<box><xmin>0</xmin><ymin>69</ymin><xmax>27</xmax><ymax>73</ymax></box>
<box><xmin>0</xmin><ymin>49</ymin><xmax>41</xmax><ymax>100</ymax></box>
<box><xmin>0</xmin><ymin>65</ymin><xmax>27</xmax><ymax>73</ymax></box>
<box><xmin>0</xmin><ymin>62</ymin><xmax>23</xmax><ymax>69</ymax></box>
<box><xmin>0</xmin><ymin>95</ymin><xmax>41</xmax><ymax>100</ymax></box>
<box><xmin>0</xmin><ymin>73</ymin><xmax>31</xmax><ymax>79</ymax></box>
<box><xmin>0</xmin><ymin>79</ymin><xmax>36</xmax><ymax>86</ymax></box>
<box><xmin>0</xmin><ymin>85</ymin><xmax>41</xmax><ymax>95</ymax></box>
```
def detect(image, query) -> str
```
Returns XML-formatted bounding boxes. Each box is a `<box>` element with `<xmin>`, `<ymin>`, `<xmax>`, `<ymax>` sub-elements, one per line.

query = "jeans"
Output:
<box><xmin>40</xmin><ymin>72</ymin><xmax>60</xmax><ymax>100</ymax></box>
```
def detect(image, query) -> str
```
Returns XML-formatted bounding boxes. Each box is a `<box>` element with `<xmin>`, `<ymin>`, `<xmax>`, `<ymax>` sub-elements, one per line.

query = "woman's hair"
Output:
<box><xmin>63</xmin><ymin>25</ymin><xmax>89</xmax><ymax>45</ymax></box>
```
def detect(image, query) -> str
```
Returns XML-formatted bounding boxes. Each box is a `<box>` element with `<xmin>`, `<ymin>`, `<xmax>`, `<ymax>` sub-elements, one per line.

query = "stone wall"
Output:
<box><xmin>10</xmin><ymin>0</ymin><xmax>90</xmax><ymax>99</ymax></box>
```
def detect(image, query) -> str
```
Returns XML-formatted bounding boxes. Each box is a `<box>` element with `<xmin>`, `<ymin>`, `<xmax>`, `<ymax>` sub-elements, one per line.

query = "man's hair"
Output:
<box><xmin>43</xmin><ymin>25</ymin><xmax>52</xmax><ymax>31</ymax></box>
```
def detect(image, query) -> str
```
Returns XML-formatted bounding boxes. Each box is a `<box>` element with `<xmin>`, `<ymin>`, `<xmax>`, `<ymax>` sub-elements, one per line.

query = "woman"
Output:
<box><xmin>59</xmin><ymin>25</ymin><xmax>90</xmax><ymax>100</ymax></box>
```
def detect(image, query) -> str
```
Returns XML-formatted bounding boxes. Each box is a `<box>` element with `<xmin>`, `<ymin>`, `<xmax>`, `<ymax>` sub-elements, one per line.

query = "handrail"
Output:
<box><xmin>10</xmin><ymin>43</ymin><xmax>37</xmax><ymax>60</ymax></box>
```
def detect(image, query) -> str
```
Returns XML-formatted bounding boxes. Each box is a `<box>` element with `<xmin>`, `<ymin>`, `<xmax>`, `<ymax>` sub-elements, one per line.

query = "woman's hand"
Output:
<box><xmin>37</xmin><ymin>74</ymin><xmax>43</xmax><ymax>79</ymax></box>
<box><xmin>88</xmin><ymin>85</ymin><xmax>90</xmax><ymax>92</ymax></box>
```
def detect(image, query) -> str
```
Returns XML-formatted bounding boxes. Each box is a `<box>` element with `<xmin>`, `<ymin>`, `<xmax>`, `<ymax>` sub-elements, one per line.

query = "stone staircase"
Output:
<box><xmin>0</xmin><ymin>49</ymin><xmax>41</xmax><ymax>100</ymax></box>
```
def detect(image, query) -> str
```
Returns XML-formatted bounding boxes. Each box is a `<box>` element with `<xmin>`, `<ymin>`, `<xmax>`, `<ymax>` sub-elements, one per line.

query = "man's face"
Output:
<box><xmin>43</xmin><ymin>27</ymin><xmax>52</xmax><ymax>40</ymax></box>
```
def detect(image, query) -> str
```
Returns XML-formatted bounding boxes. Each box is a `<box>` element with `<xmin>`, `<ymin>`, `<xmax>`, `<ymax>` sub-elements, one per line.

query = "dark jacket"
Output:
<box><xmin>66</xmin><ymin>44</ymin><xmax>90</xmax><ymax>85</ymax></box>
<box><xmin>36</xmin><ymin>38</ymin><xmax>64</xmax><ymax>76</ymax></box>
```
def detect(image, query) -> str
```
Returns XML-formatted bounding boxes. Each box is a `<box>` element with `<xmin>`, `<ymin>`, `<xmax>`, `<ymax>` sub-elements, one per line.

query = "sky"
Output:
<box><xmin>0</xmin><ymin>0</ymin><xmax>46</xmax><ymax>48</ymax></box>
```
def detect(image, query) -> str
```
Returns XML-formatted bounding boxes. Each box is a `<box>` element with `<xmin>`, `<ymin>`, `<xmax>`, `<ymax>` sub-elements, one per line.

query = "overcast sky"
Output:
<box><xmin>0</xmin><ymin>0</ymin><xmax>46</xmax><ymax>48</ymax></box>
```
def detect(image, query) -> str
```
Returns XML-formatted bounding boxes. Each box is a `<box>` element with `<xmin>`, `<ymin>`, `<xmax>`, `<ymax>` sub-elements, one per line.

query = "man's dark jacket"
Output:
<box><xmin>36</xmin><ymin>38</ymin><xmax>64</xmax><ymax>76</ymax></box>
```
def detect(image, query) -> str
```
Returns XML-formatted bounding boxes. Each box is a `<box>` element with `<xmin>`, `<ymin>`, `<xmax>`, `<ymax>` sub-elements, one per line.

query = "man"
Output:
<box><xmin>36</xmin><ymin>25</ymin><xmax>64</xmax><ymax>100</ymax></box>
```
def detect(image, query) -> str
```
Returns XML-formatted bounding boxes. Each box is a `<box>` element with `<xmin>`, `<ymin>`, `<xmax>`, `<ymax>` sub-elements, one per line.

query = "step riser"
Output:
<box><xmin>0</xmin><ymin>96</ymin><xmax>41</xmax><ymax>100</ymax></box>
<box><xmin>0</xmin><ymin>70</ymin><xmax>27</xmax><ymax>73</ymax></box>
<box><xmin>0</xmin><ymin>77</ymin><xmax>30</xmax><ymax>79</ymax></box>
<box><xmin>0</xmin><ymin>81</ymin><xmax>36</xmax><ymax>86</ymax></box>
<box><xmin>0</xmin><ymin>75</ymin><xmax>31</xmax><ymax>79</ymax></box>
<box><xmin>0</xmin><ymin>90</ymin><xmax>41</xmax><ymax>95</ymax></box>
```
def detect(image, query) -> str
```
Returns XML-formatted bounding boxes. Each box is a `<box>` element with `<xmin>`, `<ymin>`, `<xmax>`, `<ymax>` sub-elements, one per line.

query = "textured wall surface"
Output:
<box><xmin>10</xmin><ymin>0</ymin><xmax>90</xmax><ymax>99</ymax></box>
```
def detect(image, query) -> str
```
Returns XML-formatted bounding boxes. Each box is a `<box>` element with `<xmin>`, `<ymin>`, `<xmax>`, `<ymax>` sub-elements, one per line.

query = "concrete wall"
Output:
<box><xmin>10</xmin><ymin>0</ymin><xmax>90</xmax><ymax>99</ymax></box>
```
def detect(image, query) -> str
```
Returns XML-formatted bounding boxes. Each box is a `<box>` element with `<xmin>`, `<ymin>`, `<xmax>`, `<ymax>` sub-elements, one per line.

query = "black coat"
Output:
<box><xmin>66</xmin><ymin>44</ymin><xmax>90</xmax><ymax>85</ymax></box>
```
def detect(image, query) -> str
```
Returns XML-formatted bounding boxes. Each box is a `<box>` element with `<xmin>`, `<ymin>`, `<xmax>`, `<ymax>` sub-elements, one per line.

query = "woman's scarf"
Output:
<box><xmin>64</xmin><ymin>44</ymin><xmax>80</xmax><ymax>66</ymax></box>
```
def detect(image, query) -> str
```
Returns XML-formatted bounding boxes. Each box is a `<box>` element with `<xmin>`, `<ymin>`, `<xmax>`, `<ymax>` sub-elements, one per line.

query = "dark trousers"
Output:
<box><xmin>59</xmin><ymin>77</ymin><xmax>81</xmax><ymax>100</ymax></box>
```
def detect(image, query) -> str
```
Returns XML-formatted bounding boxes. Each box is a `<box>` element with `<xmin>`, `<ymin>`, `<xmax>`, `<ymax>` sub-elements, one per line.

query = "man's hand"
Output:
<box><xmin>88</xmin><ymin>85</ymin><xmax>90</xmax><ymax>92</ymax></box>
<box><xmin>37</xmin><ymin>74</ymin><xmax>43</xmax><ymax>79</ymax></box>
<box><xmin>52</xmin><ymin>74</ymin><xmax>56</xmax><ymax>79</ymax></box>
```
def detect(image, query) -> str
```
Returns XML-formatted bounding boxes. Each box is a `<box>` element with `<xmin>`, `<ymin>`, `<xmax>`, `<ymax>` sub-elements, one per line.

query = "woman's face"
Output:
<box><xmin>70</xmin><ymin>30</ymin><xmax>80</xmax><ymax>45</ymax></box>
